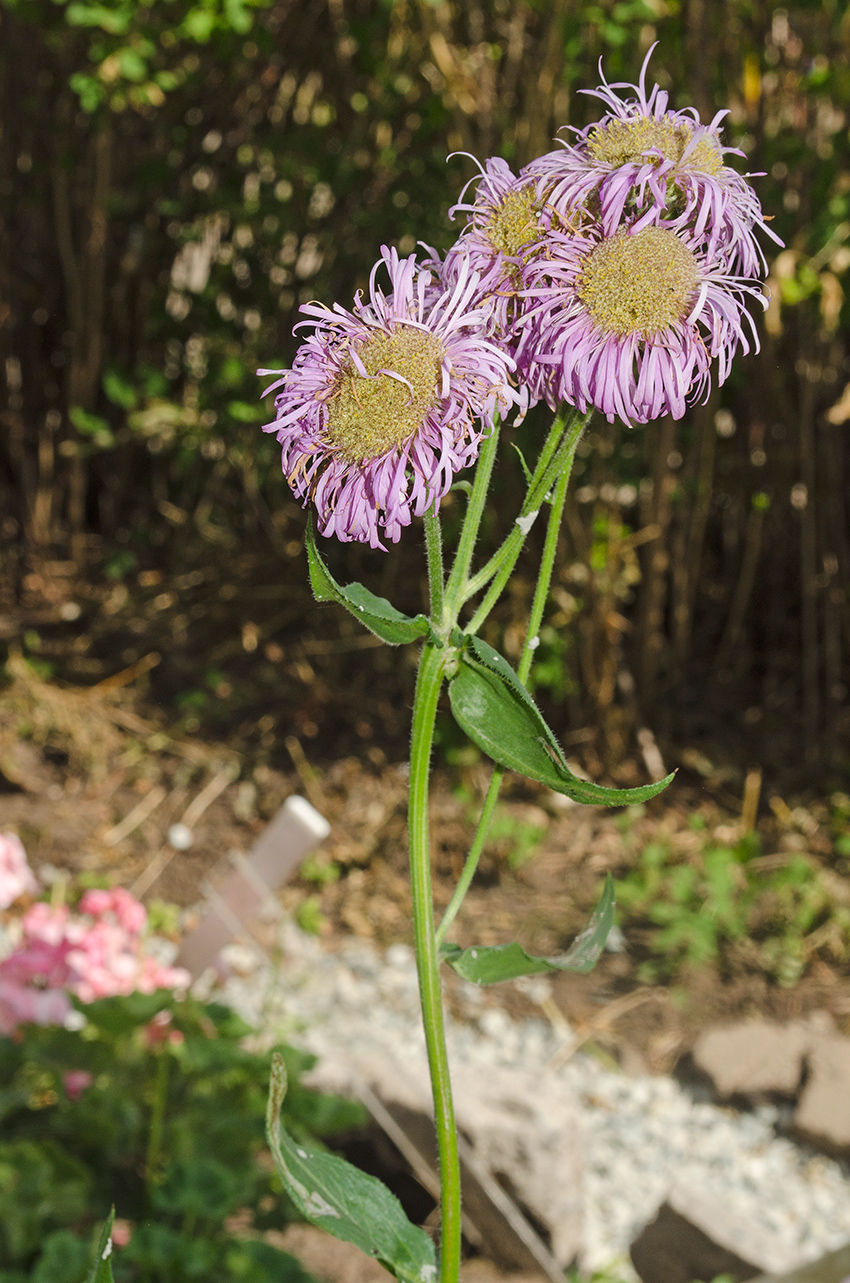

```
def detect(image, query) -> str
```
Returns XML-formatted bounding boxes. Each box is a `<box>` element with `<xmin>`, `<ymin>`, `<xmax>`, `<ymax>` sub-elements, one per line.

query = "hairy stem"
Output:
<box><xmin>464</xmin><ymin>410</ymin><xmax>589</xmax><ymax>635</ymax></box>
<box><xmin>425</xmin><ymin>508</ymin><xmax>445</xmax><ymax>627</ymax></box>
<box><xmin>444</xmin><ymin>419</ymin><xmax>501</xmax><ymax>613</ymax></box>
<box><xmin>435</xmin><ymin>764</ymin><xmax>505</xmax><ymax>948</ymax></box>
<box><xmin>408</xmin><ymin>641</ymin><xmax>461</xmax><ymax>1281</ymax></box>
<box><xmin>462</xmin><ymin>404</ymin><xmax>570</xmax><ymax>603</ymax></box>
<box><xmin>436</xmin><ymin>412</ymin><xmax>586</xmax><ymax>946</ymax></box>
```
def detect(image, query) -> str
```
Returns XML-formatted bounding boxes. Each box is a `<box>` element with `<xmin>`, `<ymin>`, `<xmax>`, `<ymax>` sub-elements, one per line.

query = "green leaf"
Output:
<box><xmin>75</xmin><ymin>990</ymin><xmax>171</xmax><ymax>1035</ymax></box>
<box><xmin>84</xmin><ymin>1210</ymin><xmax>115</xmax><ymax>1283</ymax></box>
<box><xmin>441</xmin><ymin>875</ymin><xmax>615</xmax><ymax>984</ymax></box>
<box><xmin>266</xmin><ymin>1055</ymin><xmax>436</xmax><ymax>1283</ymax></box>
<box><xmin>102</xmin><ymin>369</ymin><xmax>137</xmax><ymax>410</ymax></box>
<box><xmin>69</xmin><ymin>407</ymin><xmax>114</xmax><ymax>448</ymax></box>
<box><xmin>68</xmin><ymin>72</ymin><xmax>106</xmax><ymax>113</ymax></box>
<box><xmin>228</xmin><ymin>399</ymin><xmax>265</xmax><ymax>422</ymax></box>
<box><xmin>181</xmin><ymin>6</ymin><xmax>216</xmax><ymax>41</ymax></box>
<box><xmin>306</xmin><ymin>516</ymin><xmax>431</xmax><ymax>646</ymax></box>
<box><xmin>66</xmin><ymin>3</ymin><xmax>131</xmax><ymax>34</ymax></box>
<box><xmin>449</xmin><ymin>636</ymin><xmax>674</xmax><ymax>805</ymax></box>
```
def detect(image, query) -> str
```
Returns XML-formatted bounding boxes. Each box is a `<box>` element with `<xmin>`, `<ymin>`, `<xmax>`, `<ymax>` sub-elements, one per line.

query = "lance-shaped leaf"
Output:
<box><xmin>85</xmin><ymin>1209</ymin><xmax>115</xmax><ymax>1283</ymax></box>
<box><xmin>306</xmin><ymin>517</ymin><xmax>430</xmax><ymax>646</ymax></box>
<box><xmin>266</xmin><ymin>1054</ymin><xmax>436</xmax><ymax>1283</ymax></box>
<box><xmin>441</xmin><ymin>875</ymin><xmax>615</xmax><ymax>984</ymax></box>
<box><xmin>449</xmin><ymin>636</ymin><xmax>673</xmax><ymax>805</ymax></box>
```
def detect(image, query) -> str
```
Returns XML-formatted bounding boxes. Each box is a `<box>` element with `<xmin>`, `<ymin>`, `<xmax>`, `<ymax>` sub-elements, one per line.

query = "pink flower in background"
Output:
<box><xmin>62</xmin><ymin>1069</ymin><xmax>93</xmax><ymax>1100</ymax></box>
<box><xmin>80</xmin><ymin>887</ymin><xmax>148</xmax><ymax>934</ymax></box>
<box><xmin>0</xmin><ymin>842</ymin><xmax>189</xmax><ymax>1034</ymax></box>
<box><xmin>0</xmin><ymin>979</ymin><xmax>70</xmax><ymax>1035</ymax></box>
<box><xmin>0</xmin><ymin>833</ymin><xmax>38</xmax><ymax>910</ymax></box>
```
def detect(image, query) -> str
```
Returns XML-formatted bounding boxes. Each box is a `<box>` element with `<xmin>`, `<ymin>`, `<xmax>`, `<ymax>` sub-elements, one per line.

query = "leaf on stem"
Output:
<box><xmin>306</xmin><ymin>517</ymin><xmax>431</xmax><ymax>646</ymax></box>
<box><xmin>265</xmin><ymin>1054</ymin><xmax>437</xmax><ymax>1283</ymax></box>
<box><xmin>85</xmin><ymin>1208</ymin><xmax>116</xmax><ymax>1283</ymax></box>
<box><xmin>448</xmin><ymin>636</ymin><xmax>674</xmax><ymax>804</ymax></box>
<box><xmin>441</xmin><ymin>875</ymin><xmax>615</xmax><ymax>984</ymax></box>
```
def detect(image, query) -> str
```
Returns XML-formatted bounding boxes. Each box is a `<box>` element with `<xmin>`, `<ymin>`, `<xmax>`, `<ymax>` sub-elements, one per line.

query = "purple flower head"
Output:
<box><xmin>261</xmin><ymin>245</ymin><xmax>520</xmax><ymax>549</ymax></box>
<box><xmin>442</xmin><ymin>156</ymin><xmax>581</xmax><ymax>358</ymax></box>
<box><xmin>530</xmin><ymin>45</ymin><xmax>781</xmax><ymax>276</ymax></box>
<box><xmin>519</xmin><ymin>221</ymin><xmax>766</xmax><ymax>426</ymax></box>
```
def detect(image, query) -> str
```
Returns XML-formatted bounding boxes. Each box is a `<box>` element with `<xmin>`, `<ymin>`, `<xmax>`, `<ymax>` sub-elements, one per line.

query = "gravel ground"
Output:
<box><xmin>212</xmin><ymin>926</ymin><xmax>850</xmax><ymax>1280</ymax></box>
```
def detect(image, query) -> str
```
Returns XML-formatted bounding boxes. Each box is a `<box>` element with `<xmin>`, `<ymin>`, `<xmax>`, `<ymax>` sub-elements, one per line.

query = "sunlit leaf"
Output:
<box><xmin>441</xmin><ymin>875</ymin><xmax>615</xmax><ymax>984</ymax></box>
<box><xmin>266</xmin><ymin>1055</ymin><xmax>436</xmax><ymax>1283</ymax></box>
<box><xmin>449</xmin><ymin>636</ymin><xmax>674</xmax><ymax>805</ymax></box>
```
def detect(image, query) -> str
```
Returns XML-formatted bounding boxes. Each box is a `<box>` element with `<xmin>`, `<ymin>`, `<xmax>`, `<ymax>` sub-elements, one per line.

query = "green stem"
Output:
<box><xmin>435</xmin><ymin>765</ymin><xmax>505</xmax><ymax>949</ymax></box>
<box><xmin>145</xmin><ymin>1049</ymin><xmax>170</xmax><ymax>1205</ymax></box>
<box><xmin>435</xmin><ymin>412</ymin><xmax>587</xmax><ymax>946</ymax></box>
<box><xmin>408</xmin><ymin>641</ymin><xmax>461</xmax><ymax>1281</ymax></box>
<box><xmin>462</xmin><ymin>405</ymin><xmax>570</xmax><ymax>604</ymax></box>
<box><xmin>424</xmin><ymin>508</ymin><xmax>445</xmax><ymax>626</ymax></box>
<box><xmin>444</xmin><ymin>419</ymin><xmax>501</xmax><ymax>613</ymax></box>
<box><xmin>517</xmin><ymin>450</ymin><xmax>573</xmax><ymax>684</ymax></box>
<box><xmin>464</xmin><ymin>410</ymin><xmax>588</xmax><ymax>635</ymax></box>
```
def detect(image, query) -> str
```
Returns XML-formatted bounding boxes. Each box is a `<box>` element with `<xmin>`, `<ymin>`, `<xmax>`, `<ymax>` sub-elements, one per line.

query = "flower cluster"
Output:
<box><xmin>0</xmin><ymin>850</ymin><xmax>189</xmax><ymax>1035</ymax></box>
<box><xmin>263</xmin><ymin>50</ymin><xmax>775</xmax><ymax>542</ymax></box>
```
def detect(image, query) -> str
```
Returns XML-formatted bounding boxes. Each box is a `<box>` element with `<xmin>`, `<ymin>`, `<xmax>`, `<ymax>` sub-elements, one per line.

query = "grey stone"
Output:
<box><xmin>748</xmin><ymin>1242</ymin><xmax>850</xmax><ymax>1283</ymax></box>
<box><xmin>692</xmin><ymin>1017</ymin><xmax>833</xmax><ymax>1099</ymax></box>
<box><xmin>631</xmin><ymin>1184</ymin><xmax>798</xmax><ymax>1283</ymax></box>
<box><xmin>795</xmin><ymin>1037</ymin><xmax>850</xmax><ymax>1152</ymax></box>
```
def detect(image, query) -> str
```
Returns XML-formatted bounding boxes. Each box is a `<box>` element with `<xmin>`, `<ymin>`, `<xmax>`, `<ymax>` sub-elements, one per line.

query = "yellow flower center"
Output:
<box><xmin>587</xmin><ymin>117</ymin><xmax>723</xmax><ymax>177</ymax></box>
<box><xmin>325</xmin><ymin>328</ymin><xmax>445</xmax><ymax>463</ymax></box>
<box><xmin>485</xmin><ymin>186</ymin><xmax>541</xmax><ymax>258</ymax></box>
<box><xmin>578</xmin><ymin>227</ymin><xmax>699</xmax><ymax>336</ymax></box>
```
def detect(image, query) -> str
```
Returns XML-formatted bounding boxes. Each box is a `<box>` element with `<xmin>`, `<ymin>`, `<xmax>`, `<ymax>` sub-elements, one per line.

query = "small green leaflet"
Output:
<box><xmin>85</xmin><ymin>1209</ymin><xmax>115</xmax><ymax>1283</ymax></box>
<box><xmin>266</xmin><ymin>1055</ymin><xmax>437</xmax><ymax>1283</ymax></box>
<box><xmin>441</xmin><ymin>875</ymin><xmax>615</xmax><ymax>984</ymax></box>
<box><xmin>448</xmin><ymin>636</ymin><xmax>674</xmax><ymax>805</ymax></box>
<box><xmin>306</xmin><ymin>517</ymin><xmax>431</xmax><ymax>646</ymax></box>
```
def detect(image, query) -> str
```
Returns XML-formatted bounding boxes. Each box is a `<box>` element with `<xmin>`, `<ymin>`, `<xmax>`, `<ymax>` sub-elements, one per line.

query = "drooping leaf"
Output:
<box><xmin>441</xmin><ymin>875</ymin><xmax>615</xmax><ymax>984</ymax></box>
<box><xmin>84</xmin><ymin>1209</ymin><xmax>115</xmax><ymax>1283</ymax></box>
<box><xmin>449</xmin><ymin>636</ymin><xmax>674</xmax><ymax>805</ymax></box>
<box><xmin>306</xmin><ymin>517</ymin><xmax>431</xmax><ymax>646</ymax></box>
<box><xmin>266</xmin><ymin>1055</ymin><xmax>436</xmax><ymax>1283</ymax></box>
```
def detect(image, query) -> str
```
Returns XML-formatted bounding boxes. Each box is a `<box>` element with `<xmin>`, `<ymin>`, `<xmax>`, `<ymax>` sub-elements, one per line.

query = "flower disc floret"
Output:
<box><xmin>519</xmin><ymin>222</ymin><xmax>765</xmax><ymax>426</ymax></box>
<box><xmin>325</xmin><ymin>329</ymin><xmax>445</xmax><ymax>464</ymax></box>
<box><xmin>578</xmin><ymin>226</ymin><xmax>699</xmax><ymax>335</ymax></box>
<box><xmin>530</xmin><ymin>45</ymin><xmax>781</xmax><ymax>276</ymax></box>
<box><xmin>262</xmin><ymin>246</ymin><xmax>519</xmax><ymax>549</ymax></box>
<box><xmin>586</xmin><ymin>116</ymin><xmax>723</xmax><ymax>177</ymax></box>
<box><xmin>485</xmin><ymin>186</ymin><xmax>542</xmax><ymax>259</ymax></box>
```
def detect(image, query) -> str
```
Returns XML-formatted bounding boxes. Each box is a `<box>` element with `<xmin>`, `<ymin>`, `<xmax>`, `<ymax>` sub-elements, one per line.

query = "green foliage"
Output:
<box><xmin>617</xmin><ymin>832</ymin><xmax>850</xmax><ymax>984</ymax></box>
<box><xmin>449</xmin><ymin>635</ymin><xmax>674</xmax><ymax>805</ymax></box>
<box><xmin>266</xmin><ymin>1055</ymin><xmax>436</xmax><ymax>1283</ymax></box>
<box><xmin>440</xmin><ymin>874</ymin><xmax>614</xmax><ymax>984</ymax></box>
<box><xmin>0</xmin><ymin>994</ymin><xmax>365</xmax><ymax>1281</ymax></box>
